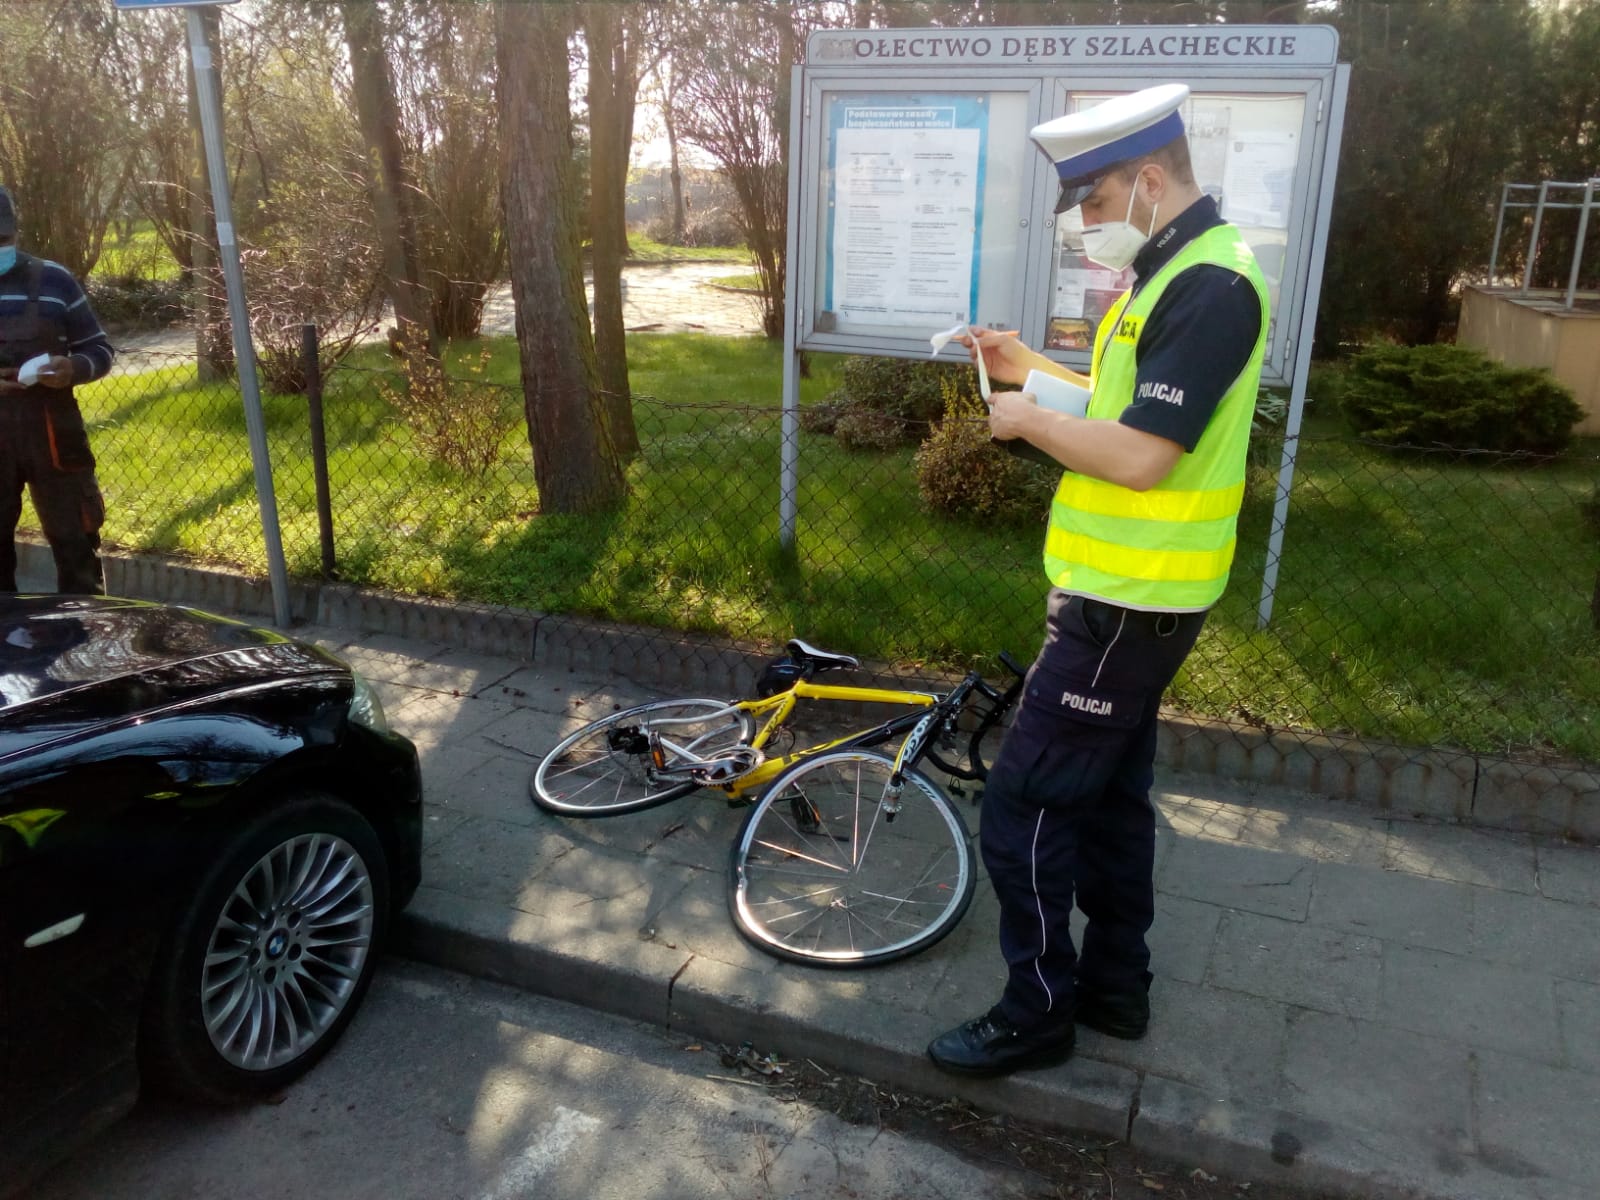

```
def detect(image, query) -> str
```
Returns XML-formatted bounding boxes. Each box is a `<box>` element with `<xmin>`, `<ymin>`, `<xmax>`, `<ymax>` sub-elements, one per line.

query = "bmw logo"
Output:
<box><xmin>265</xmin><ymin>930</ymin><xmax>288</xmax><ymax>960</ymax></box>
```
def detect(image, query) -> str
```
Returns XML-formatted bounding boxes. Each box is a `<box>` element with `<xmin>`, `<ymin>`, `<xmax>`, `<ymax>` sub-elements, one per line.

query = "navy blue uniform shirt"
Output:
<box><xmin>0</xmin><ymin>256</ymin><xmax>116</xmax><ymax>384</ymax></box>
<box><xmin>1113</xmin><ymin>195</ymin><xmax>1263</xmax><ymax>453</ymax></box>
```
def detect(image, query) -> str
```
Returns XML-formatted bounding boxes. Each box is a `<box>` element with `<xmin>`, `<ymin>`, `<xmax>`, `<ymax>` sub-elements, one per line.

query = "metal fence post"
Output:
<box><xmin>1521</xmin><ymin>180</ymin><xmax>1551</xmax><ymax>294</ymax></box>
<box><xmin>302</xmin><ymin>324</ymin><xmax>336</xmax><ymax>578</ymax></box>
<box><xmin>1564</xmin><ymin>179</ymin><xmax>1595</xmax><ymax>311</ymax></box>
<box><xmin>1488</xmin><ymin>181</ymin><xmax>1510</xmax><ymax>282</ymax></box>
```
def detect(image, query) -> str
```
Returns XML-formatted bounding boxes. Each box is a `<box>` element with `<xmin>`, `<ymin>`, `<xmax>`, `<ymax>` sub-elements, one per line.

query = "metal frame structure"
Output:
<box><xmin>1488</xmin><ymin>179</ymin><xmax>1600</xmax><ymax>309</ymax></box>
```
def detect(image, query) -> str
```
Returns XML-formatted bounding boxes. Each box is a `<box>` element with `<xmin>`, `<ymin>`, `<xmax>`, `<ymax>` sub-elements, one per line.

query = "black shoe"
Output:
<box><xmin>1074</xmin><ymin>974</ymin><xmax>1151</xmax><ymax>1040</ymax></box>
<box><xmin>927</xmin><ymin>1009</ymin><xmax>1075</xmax><ymax>1078</ymax></box>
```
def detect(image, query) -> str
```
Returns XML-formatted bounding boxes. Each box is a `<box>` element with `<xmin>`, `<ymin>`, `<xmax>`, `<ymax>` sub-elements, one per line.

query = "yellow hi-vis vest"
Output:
<box><xmin>1042</xmin><ymin>225</ymin><xmax>1269</xmax><ymax>611</ymax></box>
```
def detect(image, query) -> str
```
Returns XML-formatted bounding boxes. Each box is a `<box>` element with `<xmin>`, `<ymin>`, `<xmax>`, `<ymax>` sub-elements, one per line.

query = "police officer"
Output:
<box><xmin>0</xmin><ymin>186</ymin><xmax>115</xmax><ymax>595</ymax></box>
<box><xmin>927</xmin><ymin>85</ymin><xmax>1269</xmax><ymax>1077</ymax></box>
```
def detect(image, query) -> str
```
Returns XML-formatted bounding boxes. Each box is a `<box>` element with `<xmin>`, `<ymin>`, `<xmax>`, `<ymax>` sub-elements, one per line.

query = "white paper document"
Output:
<box><xmin>16</xmin><ymin>353</ymin><xmax>50</xmax><ymax>386</ymax></box>
<box><xmin>833</xmin><ymin>123</ymin><xmax>980</xmax><ymax>326</ymax></box>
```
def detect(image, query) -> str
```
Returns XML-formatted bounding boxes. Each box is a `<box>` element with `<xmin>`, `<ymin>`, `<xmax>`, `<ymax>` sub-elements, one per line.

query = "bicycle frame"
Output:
<box><xmin>646</xmin><ymin>678</ymin><xmax>942</xmax><ymax>801</ymax></box>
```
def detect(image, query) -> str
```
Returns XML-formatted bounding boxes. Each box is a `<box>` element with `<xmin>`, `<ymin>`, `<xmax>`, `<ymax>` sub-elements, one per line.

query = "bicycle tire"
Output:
<box><xmin>728</xmin><ymin>749</ymin><xmax>975</xmax><ymax>967</ymax></box>
<box><xmin>532</xmin><ymin>698</ymin><xmax>753</xmax><ymax>817</ymax></box>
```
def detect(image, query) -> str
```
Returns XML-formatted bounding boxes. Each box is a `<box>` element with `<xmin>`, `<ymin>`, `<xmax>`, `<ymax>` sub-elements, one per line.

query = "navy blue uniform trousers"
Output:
<box><xmin>982</xmin><ymin>589</ymin><xmax>1206</xmax><ymax>1030</ymax></box>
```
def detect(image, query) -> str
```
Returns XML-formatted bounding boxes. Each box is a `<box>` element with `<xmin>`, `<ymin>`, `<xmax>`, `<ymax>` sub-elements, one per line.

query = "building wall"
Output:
<box><xmin>1458</xmin><ymin>286</ymin><xmax>1600</xmax><ymax>435</ymax></box>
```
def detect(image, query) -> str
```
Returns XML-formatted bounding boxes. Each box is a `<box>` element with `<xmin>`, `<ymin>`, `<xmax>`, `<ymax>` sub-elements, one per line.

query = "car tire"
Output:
<box><xmin>140</xmin><ymin>791</ymin><xmax>391</xmax><ymax>1103</ymax></box>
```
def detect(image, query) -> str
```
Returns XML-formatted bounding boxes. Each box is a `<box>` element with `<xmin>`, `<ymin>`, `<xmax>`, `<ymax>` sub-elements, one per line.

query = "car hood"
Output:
<box><xmin>0</xmin><ymin>595</ymin><xmax>347</xmax><ymax>716</ymax></box>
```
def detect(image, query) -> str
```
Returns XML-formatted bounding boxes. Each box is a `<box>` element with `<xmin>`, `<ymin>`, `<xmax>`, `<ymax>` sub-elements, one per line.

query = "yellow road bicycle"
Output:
<box><xmin>531</xmin><ymin>639</ymin><xmax>1025</xmax><ymax>967</ymax></box>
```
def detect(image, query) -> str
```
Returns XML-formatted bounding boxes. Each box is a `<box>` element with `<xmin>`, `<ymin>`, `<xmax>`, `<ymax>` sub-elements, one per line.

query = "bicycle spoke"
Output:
<box><xmin>751</xmin><ymin>838</ymin><xmax>850</xmax><ymax>873</ymax></box>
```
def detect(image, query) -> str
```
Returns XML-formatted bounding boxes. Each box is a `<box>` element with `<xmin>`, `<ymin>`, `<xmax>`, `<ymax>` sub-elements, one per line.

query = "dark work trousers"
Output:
<box><xmin>0</xmin><ymin>399</ymin><xmax>106</xmax><ymax>595</ymax></box>
<box><xmin>981</xmin><ymin>589</ymin><xmax>1207</xmax><ymax>1031</ymax></box>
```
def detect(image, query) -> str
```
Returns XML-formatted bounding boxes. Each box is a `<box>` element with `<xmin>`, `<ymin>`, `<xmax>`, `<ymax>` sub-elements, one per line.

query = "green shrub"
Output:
<box><xmin>914</xmin><ymin>379</ymin><xmax>1056</xmax><ymax>525</ymax></box>
<box><xmin>834</xmin><ymin>405</ymin><xmax>906</xmax><ymax>452</ymax></box>
<box><xmin>823</xmin><ymin>355</ymin><xmax>979</xmax><ymax>448</ymax></box>
<box><xmin>1339</xmin><ymin>343</ymin><xmax>1583</xmax><ymax>455</ymax></box>
<box><xmin>798</xmin><ymin>401</ymin><xmax>842</xmax><ymax>436</ymax></box>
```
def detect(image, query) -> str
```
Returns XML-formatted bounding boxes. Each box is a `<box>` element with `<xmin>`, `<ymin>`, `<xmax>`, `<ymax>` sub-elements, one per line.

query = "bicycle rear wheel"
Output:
<box><xmin>532</xmin><ymin>698</ymin><xmax>752</xmax><ymax>817</ymax></box>
<box><xmin>728</xmin><ymin>749</ymin><xmax>975</xmax><ymax>967</ymax></box>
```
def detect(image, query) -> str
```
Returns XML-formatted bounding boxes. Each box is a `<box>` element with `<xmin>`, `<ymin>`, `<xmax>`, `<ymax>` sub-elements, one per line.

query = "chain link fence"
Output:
<box><xmin>31</xmin><ymin>336</ymin><xmax>1600</xmax><ymax>782</ymax></box>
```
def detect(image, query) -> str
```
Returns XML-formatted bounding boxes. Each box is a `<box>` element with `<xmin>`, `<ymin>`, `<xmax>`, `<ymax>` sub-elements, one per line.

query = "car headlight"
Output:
<box><xmin>348</xmin><ymin>672</ymin><xmax>389</xmax><ymax>732</ymax></box>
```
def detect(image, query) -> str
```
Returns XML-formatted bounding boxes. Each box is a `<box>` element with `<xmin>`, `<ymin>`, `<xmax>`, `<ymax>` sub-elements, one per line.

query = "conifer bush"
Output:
<box><xmin>1339</xmin><ymin>344</ymin><xmax>1583</xmax><ymax>455</ymax></box>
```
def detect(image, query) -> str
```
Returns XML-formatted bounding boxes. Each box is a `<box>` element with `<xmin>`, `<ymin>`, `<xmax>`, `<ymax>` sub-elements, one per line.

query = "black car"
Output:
<box><xmin>0</xmin><ymin>595</ymin><xmax>422</xmax><ymax>1195</ymax></box>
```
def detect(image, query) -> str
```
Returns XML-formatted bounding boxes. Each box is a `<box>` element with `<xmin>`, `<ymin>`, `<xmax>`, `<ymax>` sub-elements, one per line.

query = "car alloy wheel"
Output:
<box><xmin>201</xmin><ymin>831</ymin><xmax>376</xmax><ymax>1072</ymax></box>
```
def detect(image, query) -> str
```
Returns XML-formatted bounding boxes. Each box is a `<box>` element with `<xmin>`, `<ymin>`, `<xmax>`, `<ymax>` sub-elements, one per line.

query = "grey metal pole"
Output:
<box><xmin>1521</xmin><ymin>180</ymin><xmax>1550</xmax><ymax>295</ymax></box>
<box><xmin>1487</xmin><ymin>182</ymin><xmax>1510</xmax><ymax>283</ymax></box>
<box><xmin>779</xmin><ymin>64</ymin><xmax>805</xmax><ymax>553</ymax></box>
<box><xmin>187</xmin><ymin>7</ymin><xmax>292</xmax><ymax>626</ymax></box>
<box><xmin>1258</xmin><ymin>64</ymin><xmax>1349</xmax><ymax>630</ymax></box>
<box><xmin>1564</xmin><ymin>180</ymin><xmax>1595</xmax><ymax>311</ymax></box>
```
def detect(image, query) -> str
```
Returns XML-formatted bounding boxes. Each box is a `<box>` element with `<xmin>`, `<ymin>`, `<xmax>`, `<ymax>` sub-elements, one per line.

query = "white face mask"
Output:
<box><xmin>1080</xmin><ymin>185</ymin><xmax>1158</xmax><ymax>272</ymax></box>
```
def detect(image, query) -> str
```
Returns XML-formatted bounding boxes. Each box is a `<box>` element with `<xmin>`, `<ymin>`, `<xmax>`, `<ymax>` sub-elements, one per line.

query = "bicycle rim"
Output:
<box><xmin>532</xmin><ymin>698</ymin><xmax>750</xmax><ymax>817</ymax></box>
<box><xmin>728</xmin><ymin>750</ymin><xmax>974</xmax><ymax>966</ymax></box>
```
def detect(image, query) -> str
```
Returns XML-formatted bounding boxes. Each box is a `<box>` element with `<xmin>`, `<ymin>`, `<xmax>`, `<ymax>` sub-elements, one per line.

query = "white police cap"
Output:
<box><xmin>1030</xmin><ymin>83</ymin><xmax>1190</xmax><ymax>213</ymax></box>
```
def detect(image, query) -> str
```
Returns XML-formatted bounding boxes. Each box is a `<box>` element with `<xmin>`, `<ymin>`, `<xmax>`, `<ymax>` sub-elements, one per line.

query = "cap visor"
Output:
<box><xmin>1053</xmin><ymin>180</ymin><xmax>1098</xmax><ymax>214</ymax></box>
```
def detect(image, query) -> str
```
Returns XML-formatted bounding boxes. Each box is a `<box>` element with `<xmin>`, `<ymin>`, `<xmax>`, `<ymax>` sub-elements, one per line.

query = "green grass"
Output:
<box><xmin>93</xmin><ymin>221</ymin><xmax>182</xmax><ymax>281</ymax></box>
<box><xmin>57</xmin><ymin>336</ymin><xmax>1600</xmax><ymax>764</ymax></box>
<box><xmin>623</xmin><ymin>234</ymin><xmax>752</xmax><ymax>264</ymax></box>
<box><xmin>709</xmin><ymin>272</ymin><xmax>763</xmax><ymax>292</ymax></box>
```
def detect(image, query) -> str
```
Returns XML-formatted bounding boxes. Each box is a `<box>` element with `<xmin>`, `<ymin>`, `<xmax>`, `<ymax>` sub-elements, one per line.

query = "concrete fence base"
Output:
<box><xmin>19</xmin><ymin>540</ymin><xmax>1598</xmax><ymax>841</ymax></box>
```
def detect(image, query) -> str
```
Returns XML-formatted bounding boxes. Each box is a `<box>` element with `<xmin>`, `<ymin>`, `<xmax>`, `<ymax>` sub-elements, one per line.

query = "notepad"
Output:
<box><xmin>1023</xmin><ymin>368</ymin><xmax>1091</xmax><ymax>418</ymax></box>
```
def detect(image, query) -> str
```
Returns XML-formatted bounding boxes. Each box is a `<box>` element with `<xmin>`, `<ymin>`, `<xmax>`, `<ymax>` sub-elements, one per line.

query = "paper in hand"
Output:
<box><xmin>16</xmin><ymin>354</ymin><xmax>50</xmax><ymax>387</ymax></box>
<box><xmin>929</xmin><ymin>322</ymin><xmax>989</xmax><ymax>401</ymax></box>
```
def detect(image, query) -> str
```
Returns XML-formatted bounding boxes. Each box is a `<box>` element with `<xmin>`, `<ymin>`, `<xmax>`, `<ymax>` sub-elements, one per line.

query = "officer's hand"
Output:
<box><xmin>0</xmin><ymin>367</ymin><xmax>23</xmax><ymax>395</ymax></box>
<box><xmin>988</xmin><ymin>390</ymin><xmax>1039</xmax><ymax>442</ymax></box>
<box><xmin>34</xmin><ymin>356</ymin><xmax>75</xmax><ymax>389</ymax></box>
<box><xmin>955</xmin><ymin>326</ymin><xmax>1032</xmax><ymax>387</ymax></box>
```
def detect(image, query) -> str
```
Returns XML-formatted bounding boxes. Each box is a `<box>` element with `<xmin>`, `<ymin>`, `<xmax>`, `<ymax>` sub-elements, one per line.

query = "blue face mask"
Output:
<box><xmin>0</xmin><ymin>246</ymin><xmax>15</xmax><ymax>274</ymax></box>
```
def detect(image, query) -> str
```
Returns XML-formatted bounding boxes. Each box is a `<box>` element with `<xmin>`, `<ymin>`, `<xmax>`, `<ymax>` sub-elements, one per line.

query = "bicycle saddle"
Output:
<box><xmin>785</xmin><ymin>638</ymin><xmax>860</xmax><ymax>672</ymax></box>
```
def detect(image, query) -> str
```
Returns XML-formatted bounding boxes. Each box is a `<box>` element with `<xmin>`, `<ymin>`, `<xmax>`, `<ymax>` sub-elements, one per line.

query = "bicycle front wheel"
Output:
<box><xmin>728</xmin><ymin>750</ymin><xmax>975</xmax><ymax>967</ymax></box>
<box><xmin>532</xmin><ymin>698</ymin><xmax>752</xmax><ymax>817</ymax></box>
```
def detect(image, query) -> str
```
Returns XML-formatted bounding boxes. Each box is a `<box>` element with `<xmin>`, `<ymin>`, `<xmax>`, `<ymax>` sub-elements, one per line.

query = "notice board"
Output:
<box><xmin>786</xmin><ymin>24</ymin><xmax>1349</xmax><ymax>389</ymax></box>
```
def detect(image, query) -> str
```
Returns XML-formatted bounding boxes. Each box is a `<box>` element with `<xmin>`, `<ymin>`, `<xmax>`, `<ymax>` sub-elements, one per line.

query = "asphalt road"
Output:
<box><xmin>29</xmin><ymin>959</ymin><xmax>1031</xmax><ymax>1200</ymax></box>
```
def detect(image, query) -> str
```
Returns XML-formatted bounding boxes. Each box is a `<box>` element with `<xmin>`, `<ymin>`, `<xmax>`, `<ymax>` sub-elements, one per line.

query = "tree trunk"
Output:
<box><xmin>584</xmin><ymin>3</ymin><xmax>639</xmax><ymax>457</ymax></box>
<box><xmin>663</xmin><ymin>66</ymin><xmax>686</xmax><ymax>243</ymax></box>
<box><xmin>341</xmin><ymin>0</ymin><xmax>437</xmax><ymax>359</ymax></box>
<box><xmin>497</xmin><ymin>0</ymin><xmax>626</xmax><ymax>515</ymax></box>
<box><xmin>188</xmin><ymin>3</ymin><xmax>232</xmax><ymax>382</ymax></box>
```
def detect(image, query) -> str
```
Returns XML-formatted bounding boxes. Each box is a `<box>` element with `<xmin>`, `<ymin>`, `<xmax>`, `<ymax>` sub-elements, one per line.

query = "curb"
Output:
<box><xmin>27</xmin><ymin>541</ymin><xmax>1599</xmax><ymax>842</ymax></box>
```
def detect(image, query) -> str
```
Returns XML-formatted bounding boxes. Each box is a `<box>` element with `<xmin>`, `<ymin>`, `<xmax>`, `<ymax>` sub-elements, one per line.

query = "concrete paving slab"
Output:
<box><xmin>421</xmin><ymin>815</ymin><xmax>589</xmax><ymax>908</ymax></box>
<box><xmin>1384</xmin><ymin>821</ymin><xmax>1539</xmax><ymax>893</ymax></box>
<box><xmin>1378</xmin><ymin>944</ymin><xmax>1560</xmax><ymax>1063</ymax></box>
<box><xmin>1468</xmin><ymin>887</ymin><xmax>1600</xmax><ymax>984</ymax></box>
<box><xmin>1207</xmin><ymin>910</ymin><xmax>1382</xmax><ymax>1019</ymax></box>
<box><xmin>1282</xmin><ymin>1011</ymin><xmax>1473</xmax><ymax>1146</ymax></box>
<box><xmin>1473</xmin><ymin>1048</ymin><xmax>1600</xmax><ymax>1189</ymax></box>
<box><xmin>388</xmin><ymin>689</ymin><xmax>523</xmax><ymax>754</ymax></box>
<box><xmin>1089</xmin><ymin>976</ymin><xmax>1291</xmax><ymax>1102</ymax></box>
<box><xmin>1533</xmin><ymin>839</ymin><xmax>1600</xmax><ymax>907</ymax></box>
<box><xmin>1554</xmin><ymin>979</ymin><xmax>1600</xmax><ymax>1071</ymax></box>
<box><xmin>463</xmin><ymin>704</ymin><xmax>571</xmax><ymax>764</ymax></box>
<box><xmin>1307</xmin><ymin>861</ymin><xmax>1474</xmax><ymax>956</ymax></box>
<box><xmin>1157</xmin><ymin>838</ymin><xmax>1315</xmax><ymax>920</ymax></box>
<box><xmin>1145</xmin><ymin>893</ymin><xmax>1226</xmax><ymax>986</ymax></box>
<box><xmin>430</xmin><ymin>752</ymin><xmax>551</xmax><ymax>827</ymax></box>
